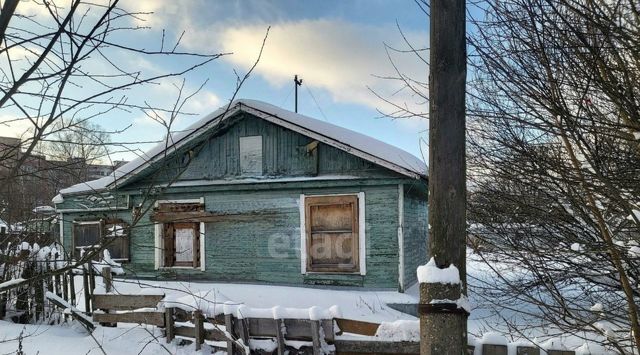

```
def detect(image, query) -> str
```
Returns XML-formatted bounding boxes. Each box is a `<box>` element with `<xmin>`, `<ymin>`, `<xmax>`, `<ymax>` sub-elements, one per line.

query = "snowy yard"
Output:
<box><xmin>0</xmin><ymin>249</ymin><xmax>619</xmax><ymax>354</ymax></box>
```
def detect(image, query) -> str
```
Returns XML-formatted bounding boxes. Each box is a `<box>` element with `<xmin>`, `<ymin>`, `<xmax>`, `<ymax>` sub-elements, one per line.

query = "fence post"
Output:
<box><xmin>34</xmin><ymin>277</ymin><xmax>44</xmax><ymax>322</ymax></box>
<box><xmin>165</xmin><ymin>307</ymin><xmax>175</xmax><ymax>343</ymax></box>
<box><xmin>101</xmin><ymin>267</ymin><xmax>112</xmax><ymax>293</ymax></box>
<box><xmin>274</xmin><ymin>319</ymin><xmax>285</xmax><ymax>355</ymax></box>
<box><xmin>0</xmin><ymin>286</ymin><xmax>6</xmax><ymax>319</ymax></box>
<box><xmin>310</xmin><ymin>320</ymin><xmax>322</xmax><ymax>355</ymax></box>
<box><xmin>82</xmin><ymin>265</ymin><xmax>91</xmax><ymax>314</ymax></box>
<box><xmin>16</xmin><ymin>249</ymin><xmax>32</xmax><ymax>323</ymax></box>
<box><xmin>62</xmin><ymin>271</ymin><xmax>69</xmax><ymax>302</ymax></box>
<box><xmin>225</xmin><ymin>313</ymin><xmax>237</xmax><ymax>354</ymax></box>
<box><xmin>54</xmin><ymin>273</ymin><xmax>62</xmax><ymax>298</ymax></box>
<box><xmin>88</xmin><ymin>260</ymin><xmax>96</xmax><ymax>295</ymax></box>
<box><xmin>194</xmin><ymin>310</ymin><xmax>204</xmax><ymax>351</ymax></box>
<box><xmin>68</xmin><ymin>270</ymin><xmax>76</xmax><ymax>307</ymax></box>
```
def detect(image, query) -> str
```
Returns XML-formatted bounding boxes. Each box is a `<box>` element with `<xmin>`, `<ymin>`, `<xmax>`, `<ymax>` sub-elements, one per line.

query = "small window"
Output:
<box><xmin>163</xmin><ymin>222</ymin><xmax>200</xmax><ymax>267</ymax></box>
<box><xmin>73</xmin><ymin>220</ymin><xmax>130</xmax><ymax>261</ymax></box>
<box><xmin>73</xmin><ymin>222</ymin><xmax>102</xmax><ymax>260</ymax></box>
<box><xmin>305</xmin><ymin>195</ymin><xmax>359</xmax><ymax>273</ymax></box>
<box><xmin>104</xmin><ymin>222</ymin><xmax>130</xmax><ymax>261</ymax></box>
<box><xmin>239</xmin><ymin>135</ymin><xmax>263</xmax><ymax>175</ymax></box>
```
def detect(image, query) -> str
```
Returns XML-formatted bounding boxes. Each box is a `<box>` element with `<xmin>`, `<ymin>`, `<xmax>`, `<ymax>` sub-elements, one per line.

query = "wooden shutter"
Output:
<box><xmin>305</xmin><ymin>195</ymin><xmax>359</xmax><ymax>273</ymax></box>
<box><xmin>194</xmin><ymin>223</ymin><xmax>201</xmax><ymax>268</ymax></box>
<box><xmin>163</xmin><ymin>223</ymin><xmax>175</xmax><ymax>267</ymax></box>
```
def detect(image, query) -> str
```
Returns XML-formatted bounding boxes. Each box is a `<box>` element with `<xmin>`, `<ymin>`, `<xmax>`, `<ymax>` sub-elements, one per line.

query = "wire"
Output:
<box><xmin>305</xmin><ymin>85</ymin><xmax>329</xmax><ymax>122</ymax></box>
<box><xmin>280</xmin><ymin>86</ymin><xmax>294</xmax><ymax>107</ymax></box>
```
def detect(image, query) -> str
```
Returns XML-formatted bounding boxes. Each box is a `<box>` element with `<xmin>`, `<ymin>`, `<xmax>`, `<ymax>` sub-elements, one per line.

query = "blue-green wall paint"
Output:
<box><xmin>57</xmin><ymin>111</ymin><xmax>428</xmax><ymax>290</ymax></box>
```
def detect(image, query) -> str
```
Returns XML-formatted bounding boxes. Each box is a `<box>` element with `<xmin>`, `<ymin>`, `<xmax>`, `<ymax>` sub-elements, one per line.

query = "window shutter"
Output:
<box><xmin>305</xmin><ymin>195</ymin><xmax>359</xmax><ymax>273</ymax></box>
<box><xmin>163</xmin><ymin>224</ymin><xmax>175</xmax><ymax>267</ymax></box>
<box><xmin>194</xmin><ymin>223</ymin><xmax>201</xmax><ymax>268</ymax></box>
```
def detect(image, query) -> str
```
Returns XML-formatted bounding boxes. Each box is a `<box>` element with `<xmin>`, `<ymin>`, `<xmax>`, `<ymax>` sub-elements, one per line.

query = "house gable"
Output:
<box><xmin>121</xmin><ymin>113</ymin><xmax>402</xmax><ymax>189</ymax></box>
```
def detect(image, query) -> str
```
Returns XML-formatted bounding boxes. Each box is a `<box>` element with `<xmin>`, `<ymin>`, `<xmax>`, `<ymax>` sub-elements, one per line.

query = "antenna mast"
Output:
<box><xmin>294</xmin><ymin>75</ymin><xmax>303</xmax><ymax>113</ymax></box>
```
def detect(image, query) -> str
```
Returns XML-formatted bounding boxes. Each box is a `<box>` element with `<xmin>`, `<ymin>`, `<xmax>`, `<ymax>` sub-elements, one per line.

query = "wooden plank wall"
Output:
<box><xmin>402</xmin><ymin>184</ymin><xmax>429</xmax><ymax>289</ymax></box>
<box><xmin>57</xmin><ymin>113</ymin><xmax>429</xmax><ymax>289</ymax></box>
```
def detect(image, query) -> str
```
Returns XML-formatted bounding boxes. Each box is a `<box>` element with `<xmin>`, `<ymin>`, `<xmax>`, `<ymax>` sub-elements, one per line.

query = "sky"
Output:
<box><xmin>3</xmin><ymin>0</ymin><xmax>437</xmax><ymax>164</ymax></box>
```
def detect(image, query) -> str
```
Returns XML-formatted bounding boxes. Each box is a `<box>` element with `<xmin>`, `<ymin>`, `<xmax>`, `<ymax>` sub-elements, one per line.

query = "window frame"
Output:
<box><xmin>72</xmin><ymin>220</ymin><xmax>103</xmax><ymax>260</ymax></box>
<box><xmin>163</xmin><ymin>221</ymin><xmax>200</xmax><ymax>268</ymax></box>
<box><xmin>72</xmin><ymin>219</ymin><xmax>130</xmax><ymax>262</ymax></box>
<box><xmin>153</xmin><ymin>198</ymin><xmax>206</xmax><ymax>271</ymax></box>
<box><xmin>103</xmin><ymin>220</ymin><xmax>130</xmax><ymax>262</ymax></box>
<box><xmin>300</xmin><ymin>193</ymin><xmax>366</xmax><ymax>275</ymax></box>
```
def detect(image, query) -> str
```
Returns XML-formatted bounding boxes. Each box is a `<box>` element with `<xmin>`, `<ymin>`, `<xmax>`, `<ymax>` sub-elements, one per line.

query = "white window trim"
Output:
<box><xmin>299</xmin><ymin>192</ymin><xmax>366</xmax><ymax>276</ymax></box>
<box><xmin>73</xmin><ymin>220</ymin><xmax>102</xmax><ymax>256</ymax></box>
<box><xmin>154</xmin><ymin>197</ymin><xmax>206</xmax><ymax>270</ymax></box>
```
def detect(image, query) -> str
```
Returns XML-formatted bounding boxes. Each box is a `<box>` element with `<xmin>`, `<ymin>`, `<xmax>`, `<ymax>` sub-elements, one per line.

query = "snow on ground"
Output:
<box><xmin>0</xmin><ymin>320</ymin><xmax>207</xmax><ymax>355</ymax></box>
<box><xmin>93</xmin><ymin>277</ymin><xmax>417</xmax><ymax>323</ymax></box>
<box><xmin>0</xmin><ymin>248</ymin><xmax>622</xmax><ymax>354</ymax></box>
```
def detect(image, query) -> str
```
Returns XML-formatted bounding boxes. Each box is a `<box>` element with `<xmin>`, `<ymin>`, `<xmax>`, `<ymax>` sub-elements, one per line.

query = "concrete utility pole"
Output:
<box><xmin>420</xmin><ymin>0</ymin><xmax>467</xmax><ymax>354</ymax></box>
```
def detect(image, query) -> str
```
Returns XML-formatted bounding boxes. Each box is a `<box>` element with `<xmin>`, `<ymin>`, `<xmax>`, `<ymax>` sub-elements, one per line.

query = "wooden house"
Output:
<box><xmin>53</xmin><ymin>100</ymin><xmax>428</xmax><ymax>291</ymax></box>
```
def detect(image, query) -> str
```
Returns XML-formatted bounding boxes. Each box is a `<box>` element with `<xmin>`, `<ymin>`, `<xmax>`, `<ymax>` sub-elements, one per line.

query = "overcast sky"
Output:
<box><xmin>5</xmin><ymin>0</ymin><xmax>435</xmax><ymax>163</ymax></box>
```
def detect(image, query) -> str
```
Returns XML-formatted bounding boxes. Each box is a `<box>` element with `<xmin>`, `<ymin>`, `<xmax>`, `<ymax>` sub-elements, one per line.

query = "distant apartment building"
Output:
<box><xmin>0</xmin><ymin>135</ymin><xmax>126</xmax><ymax>222</ymax></box>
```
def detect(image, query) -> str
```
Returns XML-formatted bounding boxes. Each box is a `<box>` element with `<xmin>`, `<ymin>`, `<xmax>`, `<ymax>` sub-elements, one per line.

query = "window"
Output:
<box><xmin>163</xmin><ymin>222</ymin><xmax>200</xmax><ymax>267</ymax></box>
<box><xmin>73</xmin><ymin>220</ymin><xmax>130</xmax><ymax>261</ymax></box>
<box><xmin>304</xmin><ymin>195</ymin><xmax>360</xmax><ymax>273</ymax></box>
<box><xmin>104</xmin><ymin>222</ymin><xmax>129</xmax><ymax>261</ymax></box>
<box><xmin>239</xmin><ymin>135</ymin><xmax>262</xmax><ymax>175</ymax></box>
<box><xmin>73</xmin><ymin>221</ymin><xmax>102</xmax><ymax>260</ymax></box>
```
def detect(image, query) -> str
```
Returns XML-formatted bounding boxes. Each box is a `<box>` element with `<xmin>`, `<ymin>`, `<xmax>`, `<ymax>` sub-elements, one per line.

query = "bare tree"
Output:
<box><xmin>0</xmin><ymin>0</ymin><xmax>269</xmax><ymax>333</ymax></box>
<box><xmin>466</xmin><ymin>0</ymin><xmax>640</xmax><ymax>352</ymax></box>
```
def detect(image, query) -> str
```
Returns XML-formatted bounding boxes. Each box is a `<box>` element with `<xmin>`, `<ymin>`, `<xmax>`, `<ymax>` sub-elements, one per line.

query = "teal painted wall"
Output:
<box><xmin>124</xmin><ymin>113</ymin><xmax>397</xmax><ymax>189</ymax></box>
<box><xmin>60</xmin><ymin>182</ymin><xmax>405</xmax><ymax>288</ymax></box>
<box><xmin>402</xmin><ymin>182</ymin><xmax>429</xmax><ymax>289</ymax></box>
<box><xmin>57</xmin><ymin>111</ymin><xmax>428</xmax><ymax>290</ymax></box>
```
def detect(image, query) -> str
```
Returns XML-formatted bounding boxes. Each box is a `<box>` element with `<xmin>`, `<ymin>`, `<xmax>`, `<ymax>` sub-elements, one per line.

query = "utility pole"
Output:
<box><xmin>294</xmin><ymin>74</ymin><xmax>303</xmax><ymax>113</ymax></box>
<box><xmin>420</xmin><ymin>1</ymin><xmax>467</xmax><ymax>354</ymax></box>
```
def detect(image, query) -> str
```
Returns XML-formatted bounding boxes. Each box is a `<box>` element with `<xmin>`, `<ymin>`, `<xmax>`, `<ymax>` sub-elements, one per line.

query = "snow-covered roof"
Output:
<box><xmin>57</xmin><ymin>99</ymin><xmax>427</xmax><ymax>196</ymax></box>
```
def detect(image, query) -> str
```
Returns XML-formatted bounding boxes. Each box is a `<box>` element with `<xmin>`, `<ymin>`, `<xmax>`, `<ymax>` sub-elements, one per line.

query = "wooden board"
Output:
<box><xmin>334</xmin><ymin>339</ymin><xmax>419</xmax><ymax>354</ymax></box>
<box><xmin>335</xmin><ymin>318</ymin><xmax>379</xmax><ymax>336</ymax></box>
<box><xmin>174</xmin><ymin>325</ymin><xmax>228</xmax><ymax>342</ymax></box>
<box><xmin>93</xmin><ymin>294</ymin><xmax>164</xmax><ymax>310</ymax></box>
<box><xmin>517</xmin><ymin>346</ymin><xmax>541</xmax><ymax>355</ymax></box>
<box><xmin>93</xmin><ymin>311</ymin><xmax>165</xmax><ymax>326</ymax></box>
<box><xmin>246</xmin><ymin>318</ymin><xmax>334</xmax><ymax>342</ymax></box>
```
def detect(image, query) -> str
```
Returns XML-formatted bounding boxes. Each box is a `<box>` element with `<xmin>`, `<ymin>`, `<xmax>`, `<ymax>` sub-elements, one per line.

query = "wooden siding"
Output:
<box><xmin>402</xmin><ymin>182</ymin><xmax>429</xmax><ymax>289</ymax></box>
<box><xmin>56</xmin><ymin>111</ymin><xmax>428</xmax><ymax>289</ymax></box>
<box><xmin>122</xmin><ymin>113</ymin><xmax>397</xmax><ymax>189</ymax></box>
<box><xmin>60</xmin><ymin>182</ymin><xmax>405</xmax><ymax>288</ymax></box>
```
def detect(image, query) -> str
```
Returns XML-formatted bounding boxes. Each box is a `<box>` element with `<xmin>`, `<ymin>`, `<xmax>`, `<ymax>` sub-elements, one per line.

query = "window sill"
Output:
<box><xmin>158</xmin><ymin>266</ymin><xmax>202</xmax><ymax>270</ymax></box>
<box><xmin>304</xmin><ymin>271</ymin><xmax>362</xmax><ymax>275</ymax></box>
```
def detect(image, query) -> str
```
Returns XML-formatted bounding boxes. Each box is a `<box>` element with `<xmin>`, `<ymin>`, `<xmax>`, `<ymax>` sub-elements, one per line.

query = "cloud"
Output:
<box><xmin>0</xmin><ymin>115</ymin><xmax>34</xmax><ymax>139</ymax></box>
<box><xmin>196</xmin><ymin>19</ymin><xmax>428</xmax><ymax>114</ymax></box>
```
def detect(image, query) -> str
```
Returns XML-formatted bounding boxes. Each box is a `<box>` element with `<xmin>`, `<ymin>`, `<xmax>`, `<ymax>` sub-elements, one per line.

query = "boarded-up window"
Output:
<box><xmin>305</xmin><ymin>195</ymin><xmax>359</xmax><ymax>273</ymax></box>
<box><xmin>73</xmin><ymin>222</ymin><xmax>102</xmax><ymax>260</ymax></box>
<box><xmin>239</xmin><ymin>135</ymin><xmax>262</xmax><ymax>175</ymax></box>
<box><xmin>163</xmin><ymin>222</ymin><xmax>200</xmax><ymax>267</ymax></box>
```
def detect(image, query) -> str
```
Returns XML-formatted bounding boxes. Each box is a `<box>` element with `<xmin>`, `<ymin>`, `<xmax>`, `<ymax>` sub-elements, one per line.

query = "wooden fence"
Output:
<box><xmin>92</xmin><ymin>272</ymin><xmax>335</xmax><ymax>354</ymax></box>
<box><xmin>1</xmin><ymin>255</ymin><xmax>585</xmax><ymax>355</ymax></box>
